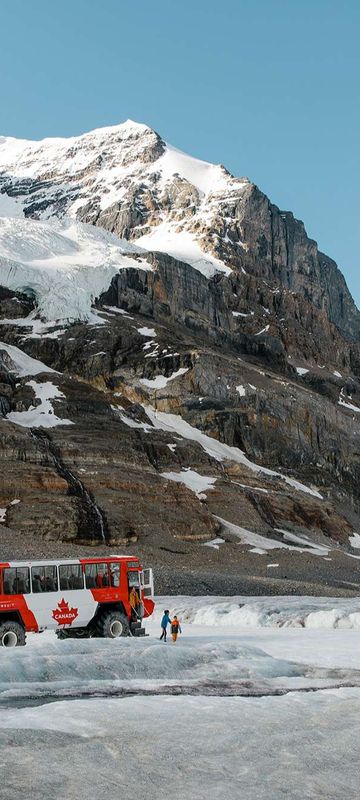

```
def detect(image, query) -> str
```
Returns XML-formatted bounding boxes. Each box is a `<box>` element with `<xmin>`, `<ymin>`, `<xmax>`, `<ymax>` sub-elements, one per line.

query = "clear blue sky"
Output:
<box><xmin>1</xmin><ymin>0</ymin><xmax>359</xmax><ymax>303</ymax></box>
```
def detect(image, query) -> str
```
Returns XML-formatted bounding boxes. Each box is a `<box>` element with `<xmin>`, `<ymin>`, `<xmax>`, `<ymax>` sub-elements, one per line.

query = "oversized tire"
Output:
<box><xmin>56</xmin><ymin>628</ymin><xmax>90</xmax><ymax>640</ymax></box>
<box><xmin>96</xmin><ymin>610</ymin><xmax>130</xmax><ymax>639</ymax></box>
<box><xmin>0</xmin><ymin>620</ymin><xmax>26</xmax><ymax>647</ymax></box>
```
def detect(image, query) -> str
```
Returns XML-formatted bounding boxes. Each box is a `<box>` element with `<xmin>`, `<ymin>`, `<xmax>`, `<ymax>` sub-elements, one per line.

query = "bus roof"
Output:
<box><xmin>0</xmin><ymin>556</ymin><xmax>139</xmax><ymax>569</ymax></box>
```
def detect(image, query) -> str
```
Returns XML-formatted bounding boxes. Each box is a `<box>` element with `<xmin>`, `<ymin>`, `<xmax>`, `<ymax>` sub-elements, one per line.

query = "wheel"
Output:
<box><xmin>95</xmin><ymin>610</ymin><xmax>130</xmax><ymax>639</ymax></box>
<box><xmin>0</xmin><ymin>620</ymin><xmax>26</xmax><ymax>647</ymax></box>
<box><xmin>56</xmin><ymin>628</ymin><xmax>90</xmax><ymax>640</ymax></box>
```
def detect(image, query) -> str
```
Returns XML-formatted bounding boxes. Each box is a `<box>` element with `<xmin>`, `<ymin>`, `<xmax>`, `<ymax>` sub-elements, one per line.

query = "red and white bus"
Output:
<box><xmin>0</xmin><ymin>556</ymin><xmax>154</xmax><ymax>646</ymax></box>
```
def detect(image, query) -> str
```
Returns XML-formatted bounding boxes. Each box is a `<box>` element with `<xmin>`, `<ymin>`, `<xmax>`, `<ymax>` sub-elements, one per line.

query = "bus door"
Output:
<box><xmin>128</xmin><ymin>569</ymin><xmax>143</xmax><ymax>618</ymax></box>
<box><xmin>141</xmin><ymin>568</ymin><xmax>154</xmax><ymax>599</ymax></box>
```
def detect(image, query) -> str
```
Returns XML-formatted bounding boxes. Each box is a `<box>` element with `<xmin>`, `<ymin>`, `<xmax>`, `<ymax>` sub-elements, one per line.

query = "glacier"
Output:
<box><xmin>0</xmin><ymin>216</ymin><xmax>151</xmax><ymax>321</ymax></box>
<box><xmin>1</xmin><ymin>691</ymin><xmax>359</xmax><ymax>800</ymax></box>
<box><xmin>2</xmin><ymin>598</ymin><xmax>360</xmax><ymax>799</ymax></box>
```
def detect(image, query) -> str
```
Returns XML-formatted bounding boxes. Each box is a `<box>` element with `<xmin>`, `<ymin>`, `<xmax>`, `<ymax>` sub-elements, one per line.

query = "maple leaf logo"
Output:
<box><xmin>52</xmin><ymin>598</ymin><xmax>79</xmax><ymax>627</ymax></box>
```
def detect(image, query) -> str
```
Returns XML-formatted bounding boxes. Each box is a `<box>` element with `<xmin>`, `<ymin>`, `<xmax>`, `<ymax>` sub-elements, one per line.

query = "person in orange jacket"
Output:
<box><xmin>171</xmin><ymin>615</ymin><xmax>182</xmax><ymax>642</ymax></box>
<box><xmin>129</xmin><ymin>586</ymin><xmax>140</xmax><ymax>617</ymax></box>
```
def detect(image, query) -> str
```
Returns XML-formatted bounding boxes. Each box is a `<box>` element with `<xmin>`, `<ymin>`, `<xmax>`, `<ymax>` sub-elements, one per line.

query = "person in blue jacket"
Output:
<box><xmin>160</xmin><ymin>609</ymin><xmax>171</xmax><ymax>642</ymax></box>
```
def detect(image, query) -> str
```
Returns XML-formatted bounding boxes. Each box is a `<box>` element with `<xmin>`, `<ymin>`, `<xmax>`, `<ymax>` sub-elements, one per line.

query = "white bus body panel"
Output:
<box><xmin>25</xmin><ymin>589</ymin><xmax>98</xmax><ymax>631</ymax></box>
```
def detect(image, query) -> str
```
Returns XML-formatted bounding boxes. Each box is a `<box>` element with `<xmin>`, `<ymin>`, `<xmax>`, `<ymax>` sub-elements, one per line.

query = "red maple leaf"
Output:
<box><xmin>52</xmin><ymin>598</ymin><xmax>79</xmax><ymax>627</ymax></box>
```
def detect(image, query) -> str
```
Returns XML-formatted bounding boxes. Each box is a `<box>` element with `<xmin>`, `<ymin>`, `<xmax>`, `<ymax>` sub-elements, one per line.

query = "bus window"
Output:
<box><xmin>3</xmin><ymin>567</ymin><xmax>30</xmax><ymax>595</ymax></box>
<box><xmin>128</xmin><ymin>571</ymin><xmax>140</xmax><ymax>588</ymax></box>
<box><xmin>31</xmin><ymin>565</ymin><xmax>58</xmax><ymax>593</ymax></box>
<box><xmin>59</xmin><ymin>564</ymin><xmax>84</xmax><ymax>591</ymax></box>
<box><xmin>109</xmin><ymin>563</ymin><xmax>120</xmax><ymax>587</ymax></box>
<box><xmin>84</xmin><ymin>562</ymin><xmax>109</xmax><ymax>589</ymax></box>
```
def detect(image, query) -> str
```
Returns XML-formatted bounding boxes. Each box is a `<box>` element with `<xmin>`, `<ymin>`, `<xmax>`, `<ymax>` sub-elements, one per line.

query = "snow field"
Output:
<box><xmin>2</xmin><ymin>596</ymin><xmax>360</xmax><ymax>798</ymax></box>
<box><xmin>136</xmin><ymin>223</ymin><xmax>232</xmax><ymax>279</ymax></box>
<box><xmin>202</xmin><ymin>537</ymin><xmax>225</xmax><ymax>549</ymax></box>
<box><xmin>2</xmin><ymin>596</ymin><xmax>360</xmax><ymax>703</ymax></box>
<box><xmin>1</xmin><ymin>691</ymin><xmax>360</xmax><ymax>800</ymax></box>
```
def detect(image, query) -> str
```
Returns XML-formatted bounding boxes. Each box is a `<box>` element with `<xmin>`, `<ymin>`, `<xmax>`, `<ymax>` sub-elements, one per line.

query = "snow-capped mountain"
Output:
<box><xmin>0</xmin><ymin>119</ymin><xmax>358</xmax><ymax>340</ymax></box>
<box><xmin>2</xmin><ymin>119</ymin><xmax>360</xmax><ymax>593</ymax></box>
<box><xmin>0</xmin><ymin>119</ymin><xmax>235</xmax><ymax>217</ymax></box>
<box><xmin>0</xmin><ymin>120</ymin><xmax>242</xmax><ymax>279</ymax></box>
<box><xmin>0</xmin><ymin>121</ymin><xmax>246</xmax><ymax>321</ymax></box>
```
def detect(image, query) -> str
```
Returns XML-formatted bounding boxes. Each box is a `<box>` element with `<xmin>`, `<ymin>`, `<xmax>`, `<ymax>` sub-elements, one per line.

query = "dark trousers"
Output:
<box><xmin>160</xmin><ymin>627</ymin><xmax>167</xmax><ymax>641</ymax></box>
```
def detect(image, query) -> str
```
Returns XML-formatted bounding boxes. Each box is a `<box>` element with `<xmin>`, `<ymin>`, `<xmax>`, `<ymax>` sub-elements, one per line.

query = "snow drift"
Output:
<box><xmin>156</xmin><ymin>596</ymin><xmax>360</xmax><ymax>630</ymax></box>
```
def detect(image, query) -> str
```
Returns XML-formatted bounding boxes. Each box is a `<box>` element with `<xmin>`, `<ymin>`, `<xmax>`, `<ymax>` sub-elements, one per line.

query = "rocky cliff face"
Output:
<box><xmin>1</xmin><ymin>121</ymin><xmax>360</xmax><ymax>594</ymax></box>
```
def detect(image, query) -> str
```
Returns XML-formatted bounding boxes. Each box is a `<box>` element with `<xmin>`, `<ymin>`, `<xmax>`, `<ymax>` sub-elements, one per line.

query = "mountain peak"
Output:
<box><xmin>0</xmin><ymin>119</ymin><xmax>358</xmax><ymax>341</ymax></box>
<box><xmin>81</xmin><ymin>118</ymin><xmax>156</xmax><ymax>139</ymax></box>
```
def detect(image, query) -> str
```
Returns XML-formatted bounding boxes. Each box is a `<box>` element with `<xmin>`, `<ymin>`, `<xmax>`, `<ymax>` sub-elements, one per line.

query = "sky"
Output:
<box><xmin>0</xmin><ymin>0</ymin><xmax>359</xmax><ymax>303</ymax></box>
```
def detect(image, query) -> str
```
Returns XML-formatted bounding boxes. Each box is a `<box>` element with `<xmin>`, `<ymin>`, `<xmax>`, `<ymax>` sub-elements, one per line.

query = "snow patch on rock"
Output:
<box><xmin>145</xmin><ymin>408</ymin><xmax>323</xmax><ymax>499</ymax></box>
<box><xmin>161</xmin><ymin>469</ymin><xmax>217</xmax><ymax>499</ymax></box>
<box><xmin>140</xmin><ymin>367</ymin><xmax>188</xmax><ymax>390</ymax></box>
<box><xmin>6</xmin><ymin>381</ymin><xmax>73</xmax><ymax>428</ymax></box>
<box><xmin>0</xmin><ymin>341</ymin><xmax>56</xmax><ymax>376</ymax></box>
